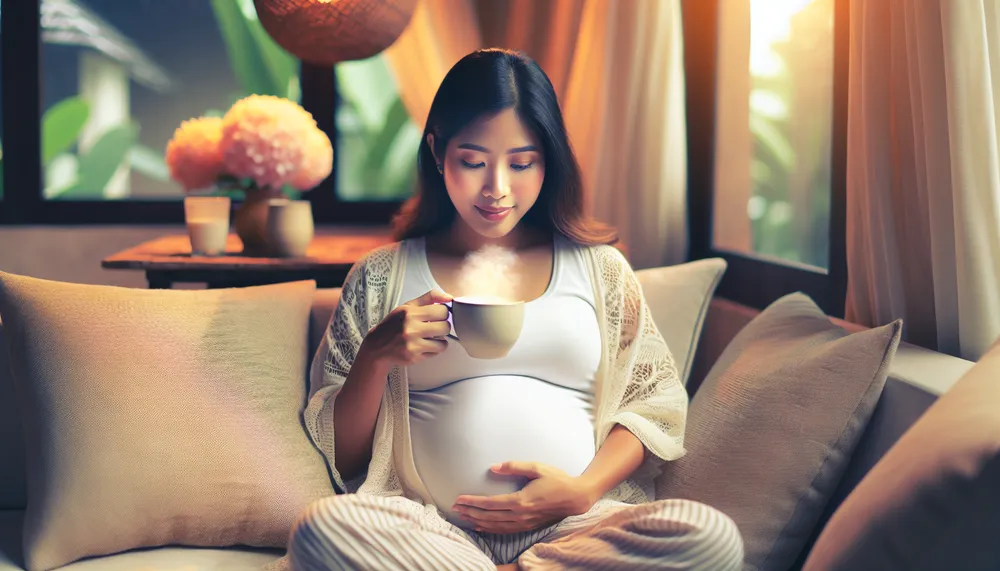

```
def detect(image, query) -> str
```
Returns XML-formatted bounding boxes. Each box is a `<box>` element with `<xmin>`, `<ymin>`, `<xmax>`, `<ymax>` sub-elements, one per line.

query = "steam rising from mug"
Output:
<box><xmin>457</xmin><ymin>245</ymin><xmax>520</xmax><ymax>303</ymax></box>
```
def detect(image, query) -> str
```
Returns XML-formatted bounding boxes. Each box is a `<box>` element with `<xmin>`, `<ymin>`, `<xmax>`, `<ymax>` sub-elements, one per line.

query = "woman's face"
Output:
<box><xmin>432</xmin><ymin>108</ymin><xmax>546</xmax><ymax>240</ymax></box>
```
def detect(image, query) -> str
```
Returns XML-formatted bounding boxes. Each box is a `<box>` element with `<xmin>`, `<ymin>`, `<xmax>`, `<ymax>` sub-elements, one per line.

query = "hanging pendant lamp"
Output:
<box><xmin>253</xmin><ymin>0</ymin><xmax>418</xmax><ymax>65</ymax></box>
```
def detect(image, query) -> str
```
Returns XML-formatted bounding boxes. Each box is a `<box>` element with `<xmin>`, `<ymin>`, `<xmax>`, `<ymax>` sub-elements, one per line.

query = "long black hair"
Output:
<box><xmin>392</xmin><ymin>48</ymin><xmax>617</xmax><ymax>246</ymax></box>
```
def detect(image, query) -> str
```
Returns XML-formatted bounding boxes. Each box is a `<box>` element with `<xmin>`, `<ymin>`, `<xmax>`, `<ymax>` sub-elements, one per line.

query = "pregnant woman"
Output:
<box><xmin>288</xmin><ymin>48</ymin><xmax>744</xmax><ymax>571</ymax></box>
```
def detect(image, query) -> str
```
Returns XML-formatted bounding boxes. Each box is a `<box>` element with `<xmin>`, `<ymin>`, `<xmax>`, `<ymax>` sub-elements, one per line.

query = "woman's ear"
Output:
<box><xmin>426</xmin><ymin>134</ymin><xmax>440</xmax><ymax>165</ymax></box>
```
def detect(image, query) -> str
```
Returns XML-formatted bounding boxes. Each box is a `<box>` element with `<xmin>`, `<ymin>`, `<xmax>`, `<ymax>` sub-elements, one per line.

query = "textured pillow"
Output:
<box><xmin>656</xmin><ymin>292</ymin><xmax>902</xmax><ymax>571</ymax></box>
<box><xmin>802</xmin><ymin>340</ymin><xmax>1000</xmax><ymax>571</ymax></box>
<box><xmin>0</xmin><ymin>273</ymin><xmax>334</xmax><ymax>571</ymax></box>
<box><xmin>636</xmin><ymin>258</ymin><xmax>727</xmax><ymax>385</ymax></box>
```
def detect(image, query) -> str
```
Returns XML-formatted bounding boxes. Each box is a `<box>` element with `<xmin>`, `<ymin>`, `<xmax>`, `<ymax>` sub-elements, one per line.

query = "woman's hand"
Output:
<box><xmin>362</xmin><ymin>289</ymin><xmax>453</xmax><ymax>367</ymax></box>
<box><xmin>452</xmin><ymin>462</ymin><xmax>598</xmax><ymax>534</ymax></box>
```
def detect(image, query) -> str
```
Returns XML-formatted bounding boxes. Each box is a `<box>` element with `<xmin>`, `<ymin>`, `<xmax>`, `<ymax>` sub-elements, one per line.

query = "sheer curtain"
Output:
<box><xmin>845</xmin><ymin>0</ymin><xmax>1000</xmax><ymax>360</ymax></box>
<box><xmin>384</xmin><ymin>0</ymin><xmax>689</xmax><ymax>268</ymax></box>
<box><xmin>710</xmin><ymin>0</ymin><xmax>753</xmax><ymax>254</ymax></box>
<box><xmin>382</xmin><ymin>0</ymin><xmax>482</xmax><ymax>128</ymax></box>
<box><xmin>562</xmin><ymin>0</ymin><xmax>688</xmax><ymax>268</ymax></box>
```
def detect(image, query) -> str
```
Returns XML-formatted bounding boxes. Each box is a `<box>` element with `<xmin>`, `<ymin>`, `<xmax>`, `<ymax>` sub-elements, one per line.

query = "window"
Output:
<box><xmin>1</xmin><ymin>0</ymin><xmax>412</xmax><ymax>224</ymax></box>
<box><xmin>335</xmin><ymin>57</ymin><xmax>420</xmax><ymax>202</ymax></box>
<box><xmin>41</xmin><ymin>0</ymin><xmax>240</xmax><ymax>200</ymax></box>
<box><xmin>0</xmin><ymin>2</ymin><xmax>4</xmax><ymax>202</ymax></box>
<box><xmin>714</xmin><ymin>0</ymin><xmax>833</xmax><ymax>269</ymax></box>
<box><xmin>684</xmin><ymin>0</ymin><xmax>848</xmax><ymax>316</ymax></box>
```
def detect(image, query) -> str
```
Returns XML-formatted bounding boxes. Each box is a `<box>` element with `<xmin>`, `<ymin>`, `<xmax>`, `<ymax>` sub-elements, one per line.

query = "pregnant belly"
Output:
<box><xmin>408</xmin><ymin>375</ymin><xmax>596</xmax><ymax>528</ymax></box>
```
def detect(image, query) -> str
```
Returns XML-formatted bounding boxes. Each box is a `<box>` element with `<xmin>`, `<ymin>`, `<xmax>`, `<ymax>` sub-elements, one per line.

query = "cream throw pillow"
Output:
<box><xmin>635</xmin><ymin>258</ymin><xmax>727</xmax><ymax>386</ymax></box>
<box><xmin>657</xmin><ymin>292</ymin><xmax>903</xmax><ymax>571</ymax></box>
<box><xmin>0</xmin><ymin>273</ymin><xmax>334</xmax><ymax>571</ymax></box>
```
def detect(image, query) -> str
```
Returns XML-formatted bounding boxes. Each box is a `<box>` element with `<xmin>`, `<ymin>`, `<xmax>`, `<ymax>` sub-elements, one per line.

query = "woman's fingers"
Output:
<box><xmin>411</xmin><ymin>301</ymin><xmax>450</xmax><ymax>322</ymax></box>
<box><xmin>417</xmin><ymin>319</ymin><xmax>453</xmax><ymax>339</ymax></box>
<box><xmin>456</xmin><ymin>506</ymin><xmax>517</xmax><ymax>522</ymax></box>
<box><xmin>410</xmin><ymin>289</ymin><xmax>453</xmax><ymax>307</ymax></box>
<box><xmin>417</xmin><ymin>338</ymin><xmax>448</xmax><ymax>355</ymax></box>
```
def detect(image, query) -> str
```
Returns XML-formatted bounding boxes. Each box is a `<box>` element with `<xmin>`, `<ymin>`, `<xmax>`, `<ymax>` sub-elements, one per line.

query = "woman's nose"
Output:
<box><xmin>482</xmin><ymin>166</ymin><xmax>509</xmax><ymax>199</ymax></box>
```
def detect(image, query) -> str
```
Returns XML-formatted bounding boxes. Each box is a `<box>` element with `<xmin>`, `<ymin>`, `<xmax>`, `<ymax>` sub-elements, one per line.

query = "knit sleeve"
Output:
<box><xmin>608</xmin><ymin>255</ymin><xmax>689</xmax><ymax>463</ymax></box>
<box><xmin>303</xmin><ymin>258</ymin><xmax>369</xmax><ymax>493</ymax></box>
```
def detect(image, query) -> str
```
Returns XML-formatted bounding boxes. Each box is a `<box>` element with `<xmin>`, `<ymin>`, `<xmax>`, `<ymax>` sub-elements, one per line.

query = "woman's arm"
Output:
<box><xmin>576</xmin><ymin>424</ymin><xmax>647</xmax><ymax>504</ymax></box>
<box><xmin>331</xmin><ymin>289</ymin><xmax>453</xmax><ymax>482</ymax></box>
<box><xmin>331</xmin><ymin>343</ymin><xmax>391</xmax><ymax>482</ymax></box>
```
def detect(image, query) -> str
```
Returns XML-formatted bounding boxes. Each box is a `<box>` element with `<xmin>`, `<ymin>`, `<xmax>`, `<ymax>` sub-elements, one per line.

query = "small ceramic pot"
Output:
<box><xmin>265</xmin><ymin>199</ymin><xmax>314</xmax><ymax>257</ymax></box>
<box><xmin>233</xmin><ymin>188</ymin><xmax>284</xmax><ymax>256</ymax></box>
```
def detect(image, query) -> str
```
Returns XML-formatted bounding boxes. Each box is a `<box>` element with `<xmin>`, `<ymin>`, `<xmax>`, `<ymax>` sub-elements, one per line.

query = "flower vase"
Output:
<box><xmin>266</xmin><ymin>199</ymin><xmax>315</xmax><ymax>258</ymax></box>
<box><xmin>233</xmin><ymin>188</ymin><xmax>284</xmax><ymax>256</ymax></box>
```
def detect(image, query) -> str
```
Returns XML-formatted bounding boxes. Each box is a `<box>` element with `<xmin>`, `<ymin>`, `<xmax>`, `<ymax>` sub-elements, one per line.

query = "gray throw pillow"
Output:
<box><xmin>656</xmin><ymin>292</ymin><xmax>902</xmax><ymax>571</ymax></box>
<box><xmin>803</xmin><ymin>339</ymin><xmax>1000</xmax><ymax>571</ymax></box>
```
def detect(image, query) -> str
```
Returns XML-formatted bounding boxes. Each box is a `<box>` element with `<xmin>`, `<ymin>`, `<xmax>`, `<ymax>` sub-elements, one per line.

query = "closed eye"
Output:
<box><xmin>461</xmin><ymin>160</ymin><xmax>485</xmax><ymax>169</ymax></box>
<box><xmin>511</xmin><ymin>162</ymin><xmax>534</xmax><ymax>171</ymax></box>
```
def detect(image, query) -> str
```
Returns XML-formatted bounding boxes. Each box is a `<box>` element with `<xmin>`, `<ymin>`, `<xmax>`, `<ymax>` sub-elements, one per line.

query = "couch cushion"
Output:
<box><xmin>309</xmin><ymin>289</ymin><xmax>342</xmax><ymax>360</ymax></box>
<box><xmin>0</xmin><ymin>274</ymin><xmax>335</xmax><ymax>571</ymax></box>
<box><xmin>0</xmin><ymin>510</ymin><xmax>281</xmax><ymax>571</ymax></box>
<box><xmin>802</xmin><ymin>338</ymin><xmax>1000</xmax><ymax>571</ymax></box>
<box><xmin>0</xmin><ymin>318</ymin><xmax>26</xmax><ymax>510</ymax></box>
<box><xmin>656</xmin><ymin>292</ymin><xmax>902</xmax><ymax>571</ymax></box>
<box><xmin>57</xmin><ymin>547</ymin><xmax>284</xmax><ymax>571</ymax></box>
<box><xmin>635</xmin><ymin>258</ymin><xmax>726</xmax><ymax>386</ymax></box>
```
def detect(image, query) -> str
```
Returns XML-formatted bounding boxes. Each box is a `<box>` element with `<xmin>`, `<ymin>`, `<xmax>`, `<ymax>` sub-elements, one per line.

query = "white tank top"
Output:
<box><xmin>398</xmin><ymin>236</ymin><xmax>602</xmax><ymax>528</ymax></box>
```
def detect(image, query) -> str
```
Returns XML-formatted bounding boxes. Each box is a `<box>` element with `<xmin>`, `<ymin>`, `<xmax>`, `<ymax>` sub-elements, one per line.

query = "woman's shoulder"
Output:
<box><xmin>560</xmin><ymin>238</ymin><xmax>629</xmax><ymax>270</ymax></box>
<box><xmin>555</xmin><ymin>239</ymin><xmax>635</xmax><ymax>297</ymax></box>
<box><xmin>346</xmin><ymin>241</ymin><xmax>405</xmax><ymax>283</ymax></box>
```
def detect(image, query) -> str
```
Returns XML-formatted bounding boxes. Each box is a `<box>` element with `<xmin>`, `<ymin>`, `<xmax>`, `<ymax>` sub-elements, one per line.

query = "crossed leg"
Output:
<box><xmin>286</xmin><ymin>494</ymin><xmax>495</xmax><ymax>571</ymax></box>
<box><xmin>286</xmin><ymin>494</ymin><xmax>743</xmax><ymax>571</ymax></box>
<box><xmin>517</xmin><ymin>498</ymin><xmax>744</xmax><ymax>570</ymax></box>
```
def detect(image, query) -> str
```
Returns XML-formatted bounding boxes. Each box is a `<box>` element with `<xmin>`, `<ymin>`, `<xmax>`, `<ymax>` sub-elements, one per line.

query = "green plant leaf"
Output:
<box><xmin>129</xmin><ymin>144</ymin><xmax>170</xmax><ymax>182</ymax></box>
<box><xmin>44</xmin><ymin>152</ymin><xmax>80</xmax><ymax>198</ymax></box>
<box><xmin>750</xmin><ymin>113</ymin><xmax>795</xmax><ymax>170</ymax></box>
<box><xmin>337</xmin><ymin>58</ymin><xmax>399</xmax><ymax>130</ymax></box>
<box><xmin>363</xmin><ymin>96</ymin><xmax>410</xmax><ymax>178</ymax></box>
<box><xmin>68</xmin><ymin>124</ymin><xmax>137</xmax><ymax>197</ymax></box>
<box><xmin>211</xmin><ymin>0</ymin><xmax>282</xmax><ymax>96</ymax></box>
<box><xmin>378</xmin><ymin>124</ymin><xmax>420</xmax><ymax>200</ymax></box>
<box><xmin>246</xmin><ymin>17</ymin><xmax>299</xmax><ymax>101</ymax></box>
<box><xmin>42</xmin><ymin>97</ymin><xmax>90</xmax><ymax>166</ymax></box>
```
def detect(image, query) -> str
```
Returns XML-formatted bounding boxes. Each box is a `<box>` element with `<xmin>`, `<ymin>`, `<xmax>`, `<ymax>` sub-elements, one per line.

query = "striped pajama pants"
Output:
<box><xmin>286</xmin><ymin>494</ymin><xmax>744</xmax><ymax>570</ymax></box>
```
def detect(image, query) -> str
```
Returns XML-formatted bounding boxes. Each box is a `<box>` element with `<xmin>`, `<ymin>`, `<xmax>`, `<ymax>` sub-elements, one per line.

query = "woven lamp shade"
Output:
<box><xmin>254</xmin><ymin>0</ymin><xmax>418</xmax><ymax>65</ymax></box>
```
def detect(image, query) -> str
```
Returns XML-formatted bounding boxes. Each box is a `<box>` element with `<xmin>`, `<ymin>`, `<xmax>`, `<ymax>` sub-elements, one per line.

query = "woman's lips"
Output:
<box><xmin>475</xmin><ymin>206</ymin><xmax>512</xmax><ymax>222</ymax></box>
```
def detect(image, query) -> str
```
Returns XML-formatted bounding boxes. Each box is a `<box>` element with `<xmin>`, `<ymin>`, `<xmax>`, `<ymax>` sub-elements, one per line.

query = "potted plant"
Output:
<box><xmin>165</xmin><ymin>94</ymin><xmax>333</xmax><ymax>256</ymax></box>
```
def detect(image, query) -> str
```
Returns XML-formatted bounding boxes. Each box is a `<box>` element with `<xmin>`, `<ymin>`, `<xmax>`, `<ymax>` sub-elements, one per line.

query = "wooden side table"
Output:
<box><xmin>102</xmin><ymin>233</ymin><xmax>394</xmax><ymax>289</ymax></box>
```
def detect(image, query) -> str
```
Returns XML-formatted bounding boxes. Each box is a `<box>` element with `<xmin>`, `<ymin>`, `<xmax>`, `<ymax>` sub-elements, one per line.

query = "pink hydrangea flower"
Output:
<box><xmin>219</xmin><ymin>95</ymin><xmax>329</xmax><ymax>190</ymax></box>
<box><xmin>290</xmin><ymin>126</ymin><xmax>334</xmax><ymax>191</ymax></box>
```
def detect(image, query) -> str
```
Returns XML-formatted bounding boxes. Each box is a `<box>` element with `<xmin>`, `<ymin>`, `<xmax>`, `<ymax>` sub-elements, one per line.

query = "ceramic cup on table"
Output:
<box><xmin>184</xmin><ymin>196</ymin><xmax>230</xmax><ymax>256</ymax></box>
<box><xmin>266</xmin><ymin>199</ymin><xmax>314</xmax><ymax>258</ymax></box>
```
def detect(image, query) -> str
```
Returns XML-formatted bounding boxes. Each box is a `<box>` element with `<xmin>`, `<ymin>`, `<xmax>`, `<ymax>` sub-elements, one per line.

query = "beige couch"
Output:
<box><xmin>0</xmin><ymin>286</ymin><xmax>975</xmax><ymax>570</ymax></box>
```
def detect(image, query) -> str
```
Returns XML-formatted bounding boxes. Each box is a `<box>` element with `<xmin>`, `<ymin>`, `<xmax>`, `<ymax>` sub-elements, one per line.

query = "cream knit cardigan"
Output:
<box><xmin>304</xmin><ymin>241</ymin><xmax>688</xmax><ymax>508</ymax></box>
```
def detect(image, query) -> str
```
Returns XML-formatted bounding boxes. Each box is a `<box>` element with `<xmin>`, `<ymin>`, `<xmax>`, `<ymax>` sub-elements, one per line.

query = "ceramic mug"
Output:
<box><xmin>184</xmin><ymin>196</ymin><xmax>230</xmax><ymax>256</ymax></box>
<box><xmin>446</xmin><ymin>296</ymin><xmax>525</xmax><ymax>359</ymax></box>
<box><xmin>266</xmin><ymin>199</ymin><xmax>314</xmax><ymax>257</ymax></box>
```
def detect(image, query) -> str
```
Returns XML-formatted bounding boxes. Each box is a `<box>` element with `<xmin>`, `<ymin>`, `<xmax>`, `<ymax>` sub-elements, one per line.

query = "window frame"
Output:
<box><xmin>682</xmin><ymin>0</ymin><xmax>849</xmax><ymax>318</ymax></box>
<box><xmin>0</xmin><ymin>0</ymin><xmax>402</xmax><ymax>226</ymax></box>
